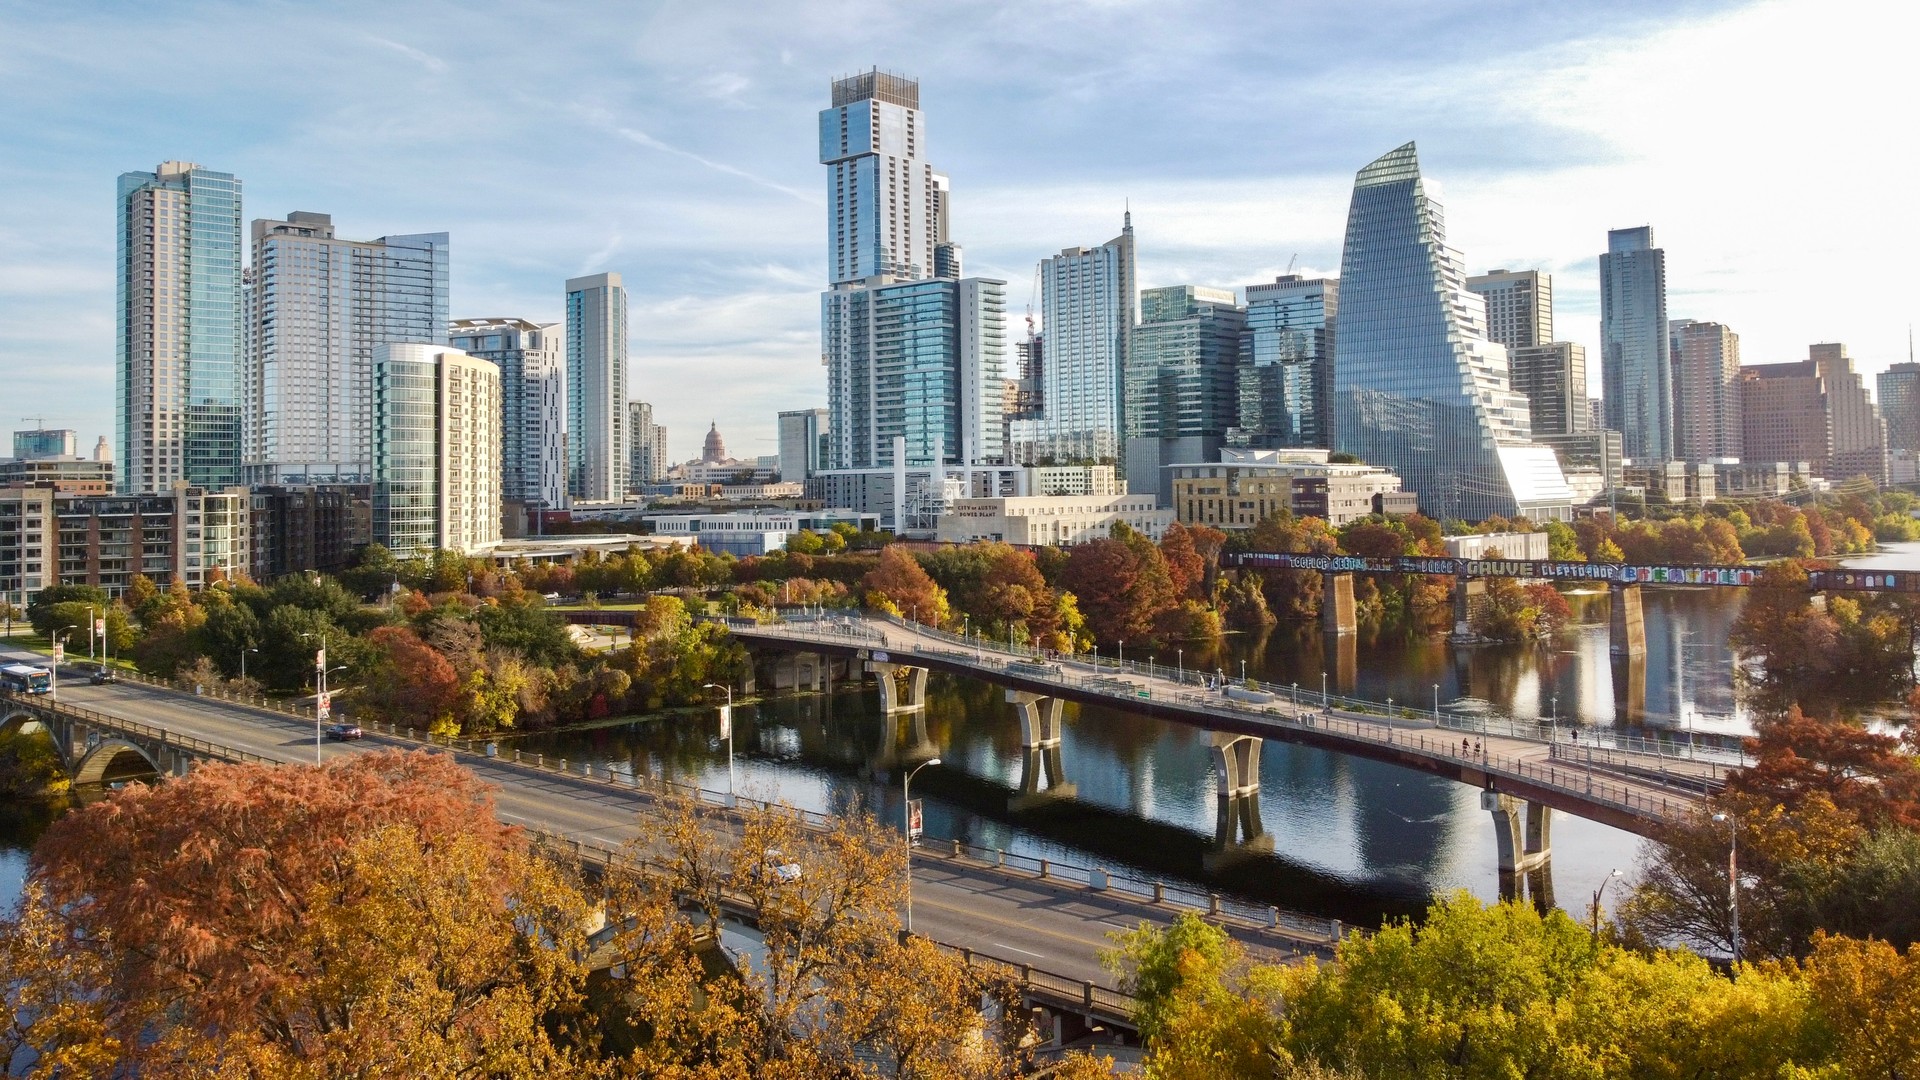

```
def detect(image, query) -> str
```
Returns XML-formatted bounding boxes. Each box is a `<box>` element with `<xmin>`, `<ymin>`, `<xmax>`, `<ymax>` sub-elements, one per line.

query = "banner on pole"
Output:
<box><xmin>908</xmin><ymin>798</ymin><xmax>924</xmax><ymax>843</ymax></box>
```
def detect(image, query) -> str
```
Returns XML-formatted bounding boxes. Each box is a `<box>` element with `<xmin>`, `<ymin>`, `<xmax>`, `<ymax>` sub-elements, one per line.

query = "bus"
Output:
<box><xmin>0</xmin><ymin>663</ymin><xmax>53</xmax><ymax>695</ymax></box>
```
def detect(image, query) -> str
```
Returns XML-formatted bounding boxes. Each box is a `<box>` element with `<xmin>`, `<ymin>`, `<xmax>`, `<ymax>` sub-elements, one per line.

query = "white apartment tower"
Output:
<box><xmin>116</xmin><ymin>161</ymin><xmax>244</xmax><ymax>493</ymax></box>
<box><xmin>372</xmin><ymin>343</ymin><xmax>501</xmax><ymax>555</ymax></box>
<box><xmin>245</xmin><ymin>212</ymin><xmax>449</xmax><ymax>484</ymax></box>
<box><xmin>1010</xmin><ymin>215</ymin><xmax>1136</xmax><ymax>465</ymax></box>
<box><xmin>1465</xmin><ymin>269</ymin><xmax>1553</xmax><ymax>352</ymax></box>
<box><xmin>450</xmin><ymin>318</ymin><xmax>566</xmax><ymax>511</ymax></box>
<box><xmin>565</xmin><ymin>273</ymin><xmax>628</xmax><ymax>502</ymax></box>
<box><xmin>820</xmin><ymin>70</ymin><xmax>944</xmax><ymax>286</ymax></box>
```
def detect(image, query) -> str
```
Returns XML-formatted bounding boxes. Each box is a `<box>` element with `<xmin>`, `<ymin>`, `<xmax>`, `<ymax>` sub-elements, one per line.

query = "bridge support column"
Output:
<box><xmin>1008</xmin><ymin>691</ymin><xmax>1074</xmax><ymax>810</ymax></box>
<box><xmin>1611</xmin><ymin>652</ymin><xmax>1647</xmax><ymax>722</ymax></box>
<box><xmin>1452</xmin><ymin>576</ymin><xmax>1486</xmax><ymax>639</ymax></box>
<box><xmin>1321</xmin><ymin>572</ymin><xmax>1356</xmax><ymax>636</ymax></box>
<box><xmin>1483</xmin><ymin>791</ymin><xmax>1552</xmax><ymax>874</ymax></box>
<box><xmin>867</xmin><ymin>662</ymin><xmax>928</xmax><ymax>714</ymax></box>
<box><xmin>1609</xmin><ymin>583</ymin><xmax>1646</xmax><ymax>657</ymax></box>
<box><xmin>1211</xmin><ymin>732</ymin><xmax>1262</xmax><ymax>799</ymax></box>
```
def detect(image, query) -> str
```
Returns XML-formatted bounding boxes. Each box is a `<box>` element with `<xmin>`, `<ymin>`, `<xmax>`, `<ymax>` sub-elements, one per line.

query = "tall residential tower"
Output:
<box><xmin>450</xmin><ymin>318</ymin><xmax>565</xmax><ymax>511</ymax></box>
<box><xmin>565</xmin><ymin>273</ymin><xmax>628</xmax><ymax>502</ymax></box>
<box><xmin>1600</xmin><ymin>226</ymin><xmax>1672</xmax><ymax>463</ymax></box>
<box><xmin>1234</xmin><ymin>275</ymin><xmax>1337</xmax><ymax>449</ymax></box>
<box><xmin>116</xmin><ymin>161</ymin><xmax>244</xmax><ymax>493</ymax></box>
<box><xmin>820</xmin><ymin>70</ymin><xmax>944</xmax><ymax>286</ymax></box>
<box><xmin>1010</xmin><ymin>217</ymin><xmax>1136</xmax><ymax>465</ymax></box>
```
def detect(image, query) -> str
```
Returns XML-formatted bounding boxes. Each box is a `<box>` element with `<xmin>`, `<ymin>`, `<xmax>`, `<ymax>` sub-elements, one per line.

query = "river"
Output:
<box><xmin>5</xmin><ymin>544</ymin><xmax>1916</xmax><ymax>929</ymax></box>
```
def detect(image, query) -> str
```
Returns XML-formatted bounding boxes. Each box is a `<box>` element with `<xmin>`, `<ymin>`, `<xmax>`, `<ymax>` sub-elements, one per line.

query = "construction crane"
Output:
<box><xmin>1285</xmin><ymin>253</ymin><xmax>1298</xmax><ymax>275</ymax></box>
<box><xmin>1026</xmin><ymin>261</ymin><xmax>1041</xmax><ymax>340</ymax></box>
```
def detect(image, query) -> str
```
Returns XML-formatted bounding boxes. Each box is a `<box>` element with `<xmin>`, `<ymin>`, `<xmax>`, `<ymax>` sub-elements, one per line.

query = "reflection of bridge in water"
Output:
<box><xmin>732</xmin><ymin>612</ymin><xmax>1741</xmax><ymax>905</ymax></box>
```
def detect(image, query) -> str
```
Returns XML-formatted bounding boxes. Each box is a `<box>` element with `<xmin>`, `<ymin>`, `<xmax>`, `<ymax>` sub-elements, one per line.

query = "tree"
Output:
<box><xmin>1159</xmin><ymin>523</ymin><xmax>1207</xmax><ymax>600</ymax></box>
<box><xmin>862</xmin><ymin>545</ymin><xmax>951</xmax><ymax>627</ymax></box>
<box><xmin>0</xmin><ymin>883</ymin><xmax>120</xmax><ymax>1077</ymax></box>
<box><xmin>25</xmin><ymin>584</ymin><xmax>107</xmax><ymax>638</ymax></box>
<box><xmin>354</xmin><ymin>625</ymin><xmax>460</xmax><ymax>729</ymax></box>
<box><xmin>1798</xmin><ymin>932</ymin><xmax>1920</xmax><ymax>1079</ymax></box>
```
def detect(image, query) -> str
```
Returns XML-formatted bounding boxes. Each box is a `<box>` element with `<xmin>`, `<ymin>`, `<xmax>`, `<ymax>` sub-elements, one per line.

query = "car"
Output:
<box><xmin>757</xmin><ymin>849</ymin><xmax>802</xmax><ymax>884</ymax></box>
<box><xmin>89</xmin><ymin>669</ymin><xmax>116</xmax><ymax>685</ymax></box>
<box><xmin>323</xmin><ymin>723</ymin><xmax>364</xmax><ymax>741</ymax></box>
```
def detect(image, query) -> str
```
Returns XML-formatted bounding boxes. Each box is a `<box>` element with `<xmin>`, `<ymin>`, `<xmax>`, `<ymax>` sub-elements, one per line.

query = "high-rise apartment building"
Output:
<box><xmin>1508</xmin><ymin>342</ymin><xmax>1588</xmax><ymax>438</ymax></box>
<box><xmin>371</xmin><ymin>343</ymin><xmax>501</xmax><ymax>555</ymax></box>
<box><xmin>1669</xmin><ymin>319</ymin><xmax>1742</xmax><ymax>462</ymax></box>
<box><xmin>116</xmin><ymin>161</ymin><xmax>244</xmax><ymax>493</ymax></box>
<box><xmin>1331</xmin><ymin>143</ymin><xmax>1571</xmax><ymax>522</ymax></box>
<box><xmin>565</xmin><ymin>273</ymin><xmax>628</xmax><ymax>502</ymax></box>
<box><xmin>1125</xmin><ymin>286</ymin><xmax>1244</xmax><ymax>440</ymax></box>
<box><xmin>819</xmin><ymin>70</ymin><xmax>944</xmax><ymax>286</ymax></box>
<box><xmin>13</xmin><ymin>429</ymin><xmax>76</xmax><ymax>459</ymax></box>
<box><xmin>778</xmin><ymin>407</ymin><xmax>830</xmax><ymax>482</ymax></box>
<box><xmin>450</xmin><ymin>318</ymin><xmax>565</xmax><ymax>510</ymax></box>
<box><xmin>1234</xmin><ymin>275</ymin><xmax>1336</xmax><ymax>449</ymax></box>
<box><xmin>1877</xmin><ymin>361</ymin><xmax>1920</xmax><ymax>452</ymax></box>
<box><xmin>246</xmin><ymin>212</ymin><xmax>450</xmax><ymax>484</ymax></box>
<box><xmin>1010</xmin><ymin>217</ymin><xmax>1136</xmax><ymax>465</ymax></box>
<box><xmin>822</xmin><ymin>276</ymin><xmax>1007</xmax><ymax>468</ymax></box>
<box><xmin>1466</xmin><ymin>269</ymin><xmax>1553</xmax><ymax>351</ymax></box>
<box><xmin>627</xmin><ymin>400</ymin><xmax>671</xmax><ymax>488</ymax></box>
<box><xmin>1599</xmin><ymin>226</ymin><xmax>1672</xmax><ymax>463</ymax></box>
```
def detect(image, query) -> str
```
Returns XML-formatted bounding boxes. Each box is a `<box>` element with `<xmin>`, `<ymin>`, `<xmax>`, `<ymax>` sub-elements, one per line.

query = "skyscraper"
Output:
<box><xmin>1465</xmin><ymin>269</ymin><xmax>1552</xmax><ymax>351</ymax></box>
<box><xmin>1331</xmin><ymin>143</ymin><xmax>1571</xmax><ymax>522</ymax></box>
<box><xmin>116</xmin><ymin>161</ymin><xmax>244</xmax><ymax>493</ymax></box>
<box><xmin>1812</xmin><ymin>343</ymin><xmax>1888</xmax><ymax>483</ymax></box>
<box><xmin>1010</xmin><ymin>217</ymin><xmax>1135</xmax><ymax>465</ymax></box>
<box><xmin>1877</xmin><ymin>361</ymin><xmax>1920</xmax><ymax>452</ymax></box>
<box><xmin>1669</xmin><ymin>319</ymin><xmax>1742</xmax><ymax>462</ymax></box>
<box><xmin>1600</xmin><ymin>226</ymin><xmax>1672</xmax><ymax>463</ymax></box>
<box><xmin>450</xmin><ymin>318</ymin><xmax>565</xmax><ymax>510</ymax></box>
<box><xmin>822</xmin><ymin>276</ymin><xmax>1007</xmax><ymax>468</ymax></box>
<box><xmin>565</xmin><ymin>273</ymin><xmax>628</xmax><ymax>502</ymax></box>
<box><xmin>1508</xmin><ymin>342</ymin><xmax>1588</xmax><ymax>438</ymax></box>
<box><xmin>247</xmin><ymin>212</ymin><xmax>450</xmax><ymax>484</ymax></box>
<box><xmin>820</xmin><ymin>70</ymin><xmax>943</xmax><ymax>286</ymax></box>
<box><xmin>1235</xmin><ymin>275</ymin><xmax>1337</xmax><ymax>449</ymax></box>
<box><xmin>778</xmin><ymin>407</ymin><xmax>830</xmax><ymax>481</ymax></box>
<box><xmin>1125</xmin><ymin>286</ymin><xmax>1244</xmax><ymax>440</ymax></box>
<box><xmin>372</xmin><ymin>343</ymin><xmax>501</xmax><ymax>555</ymax></box>
<box><xmin>1739</xmin><ymin>343</ymin><xmax>1887</xmax><ymax>483</ymax></box>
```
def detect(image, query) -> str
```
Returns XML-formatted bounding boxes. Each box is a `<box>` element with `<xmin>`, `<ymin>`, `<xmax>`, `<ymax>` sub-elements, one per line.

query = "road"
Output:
<box><xmin>8</xmin><ymin>651</ymin><xmax>1318</xmax><ymax>991</ymax></box>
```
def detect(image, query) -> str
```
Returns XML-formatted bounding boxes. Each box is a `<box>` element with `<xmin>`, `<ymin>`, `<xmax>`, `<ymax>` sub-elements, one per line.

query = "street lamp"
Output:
<box><xmin>315</xmin><ymin>664</ymin><xmax>347</xmax><ymax>765</ymax></box>
<box><xmin>902</xmin><ymin>757</ymin><xmax>942</xmax><ymax>935</ymax></box>
<box><xmin>1177</xmin><ymin>649</ymin><xmax>1183</xmax><ymax>683</ymax></box>
<box><xmin>1433</xmin><ymin>684</ymin><xmax>1440</xmax><ymax>724</ymax></box>
<box><xmin>1550</xmin><ymin>693</ymin><xmax>1559</xmax><ymax>747</ymax></box>
<box><xmin>1118</xmin><ymin>640</ymin><xmax>1125</xmax><ymax>670</ymax></box>
<box><xmin>702</xmin><ymin>683</ymin><xmax>736</xmax><ymax>801</ymax></box>
<box><xmin>240</xmin><ymin>646</ymin><xmax>258</xmax><ymax>685</ymax></box>
<box><xmin>1591</xmin><ymin>868</ymin><xmax>1623</xmax><ymax>936</ymax></box>
<box><xmin>53</xmin><ymin>625</ymin><xmax>77</xmax><ymax>696</ymax></box>
<box><xmin>1321</xmin><ymin>671</ymin><xmax>1328</xmax><ymax>709</ymax></box>
<box><xmin>1711</xmin><ymin>812</ymin><xmax>1741</xmax><ymax>964</ymax></box>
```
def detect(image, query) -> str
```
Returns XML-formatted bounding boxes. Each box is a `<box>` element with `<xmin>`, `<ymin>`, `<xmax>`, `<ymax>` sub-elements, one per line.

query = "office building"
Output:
<box><xmin>1812</xmin><ymin>343</ymin><xmax>1888</xmax><ymax>482</ymax></box>
<box><xmin>936</xmin><ymin>493</ymin><xmax>1173</xmax><ymax>546</ymax></box>
<box><xmin>822</xmin><ymin>276</ymin><xmax>1007</xmax><ymax>469</ymax></box>
<box><xmin>1010</xmin><ymin>217</ymin><xmax>1136</xmax><ymax>465</ymax></box>
<box><xmin>778</xmin><ymin>407</ymin><xmax>830</xmax><ymax>481</ymax></box>
<box><xmin>1126</xmin><ymin>286</ymin><xmax>1244</xmax><ymax>440</ymax></box>
<box><xmin>1588</xmin><ymin>398</ymin><xmax>1607</xmax><ymax>434</ymax></box>
<box><xmin>1508</xmin><ymin>342</ymin><xmax>1587</xmax><ymax>438</ymax></box>
<box><xmin>372</xmin><ymin>343</ymin><xmax>501</xmax><ymax>555</ymax></box>
<box><xmin>1740</xmin><ymin>344</ymin><xmax>1887</xmax><ymax>482</ymax></box>
<box><xmin>820</xmin><ymin>70</ymin><xmax>944</xmax><ymax>286</ymax></box>
<box><xmin>116</xmin><ymin>161</ymin><xmax>244</xmax><ymax>493</ymax></box>
<box><xmin>1466</xmin><ymin>269</ymin><xmax>1554</xmax><ymax>351</ymax></box>
<box><xmin>1599</xmin><ymin>226</ymin><xmax>1672</xmax><ymax>463</ymax></box>
<box><xmin>1331</xmin><ymin>143</ymin><xmax>1571</xmax><ymax>522</ymax></box>
<box><xmin>1168</xmin><ymin>448</ymin><xmax>1409</xmax><ymax>530</ymax></box>
<box><xmin>1669</xmin><ymin>320</ymin><xmax>1742</xmax><ymax>462</ymax></box>
<box><xmin>565</xmin><ymin>273</ymin><xmax>628</xmax><ymax>503</ymax></box>
<box><xmin>14</xmin><ymin>429</ymin><xmax>75</xmax><ymax>459</ymax></box>
<box><xmin>451</xmin><ymin>318</ymin><xmax>565</xmax><ymax>511</ymax></box>
<box><xmin>1234</xmin><ymin>275</ymin><xmax>1336</xmax><ymax>450</ymax></box>
<box><xmin>1877</xmin><ymin>361</ymin><xmax>1920</xmax><ymax>452</ymax></box>
<box><xmin>246</xmin><ymin>212</ymin><xmax>449</xmax><ymax>485</ymax></box>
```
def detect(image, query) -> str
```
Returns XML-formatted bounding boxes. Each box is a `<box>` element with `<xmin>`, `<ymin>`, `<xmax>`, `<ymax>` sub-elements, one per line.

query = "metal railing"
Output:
<box><xmin>2</xmin><ymin>690</ymin><xmax>274</xmax><ymax>767</ymax></box>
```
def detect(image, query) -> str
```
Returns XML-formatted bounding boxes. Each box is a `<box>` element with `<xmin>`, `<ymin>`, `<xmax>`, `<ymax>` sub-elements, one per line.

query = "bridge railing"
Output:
<box><xmin>2</xmin><ymin>690</ymin><xmax>273</xmax><ymax>767</ymax></box>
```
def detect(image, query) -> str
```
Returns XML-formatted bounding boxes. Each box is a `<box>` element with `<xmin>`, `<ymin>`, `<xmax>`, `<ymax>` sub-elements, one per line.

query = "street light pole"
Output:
<box><xmin>902</xmin><ymin>757</ymin><xmax>941</xmax><ymax>935</ymax></box>
<box><xmin>241</xmin><ymin>646</ymin><xmax>257</xmax><ymax>685</ymax></box>
<box><xmin>703</xmin><ymin>683</ymin><xmax>735</xmax><ymax>801</ymax></box>
<box><xmin>1177</xmin><ymin>649</ymin><xmax>1183</xmax><ymax>683</ymax></box>
<box><xmin>316</xmin><ymin>664</ymin><xmax>346</xmax><ymax>765</ymax></box>
<box><xmin>53</xmin><ymin>626</ymin><xmax>76</xmax><ymax>696</ymax></box>
<box><xmin>1591</xmin><ymin>868</ymin><xmax>1623</xmax><ymax>936</ymax></box>
<box><xmin>1433</xmin><ymin>684</ymin><xmax>1440</xmax><ymax>724</ymax></box>
<box><xmin>1711</xmin><ymin>812</ymin><xmax>1741</xmax><ymax>963</ymax></box>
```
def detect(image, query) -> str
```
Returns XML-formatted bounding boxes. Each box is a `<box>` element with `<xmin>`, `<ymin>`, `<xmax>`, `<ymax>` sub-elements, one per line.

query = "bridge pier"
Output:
<box><xmin>1609</xmin><ymin>583</ymin><xmax>1646</xmax><ymax>657</ymax></box>
<box><xmin>1611</xmin><ymin>652</ymin><xmax>1647</xmax><ymax>722</ymax></box>
<box><xmin>1483</xmin><ymin>791</ymin><xmax>1552</xmax><ymax>874</ymax></box>
<box><xmin>1210</xmin><ymin>732</ymin><xmax>1262</xmax><ymax>799</ymax></box>
<box><xmin>1321</xmin><ymin>572</ymin><xmax>1356</xmax><ymax>635</ymax></box>
<box><xmin>867</xmin><ymin>662</ymin><xmax>928</xmax><ymax>714</ymax></box>
<box><xmin>1008</xmin><ymin>691</ymin><xmax>1075</xmax><ymax>810</ymax></box>
<box><xmin>1452</xmin><ymin>576</ymin><xmax>1487</xmax><ymax>639</ymax></box>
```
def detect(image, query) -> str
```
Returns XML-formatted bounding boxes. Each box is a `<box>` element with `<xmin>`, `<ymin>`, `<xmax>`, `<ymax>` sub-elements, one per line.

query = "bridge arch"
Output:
<box><xmin>72</xmin><ymin>739</ymin><xmax>163</xmax><ymax>787</ymax></box>
<box><xmin>1</xmin><ymin>708</ymin><xmax>46</xmax><ymax>739</ymax></box>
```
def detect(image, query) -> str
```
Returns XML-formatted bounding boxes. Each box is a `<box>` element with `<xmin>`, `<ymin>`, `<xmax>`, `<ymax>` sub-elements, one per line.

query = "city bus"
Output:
<box><xmin>0</xmin><ymin>663</ymin><xmax>53</xmax><ymax>695</ymax></box>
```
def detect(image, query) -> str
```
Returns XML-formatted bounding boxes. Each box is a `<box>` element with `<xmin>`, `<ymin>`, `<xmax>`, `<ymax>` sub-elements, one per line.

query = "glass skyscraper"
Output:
<box><xmin>450</xmin><ymin>318</ymin><xmax>565</xmax><ymax>509</ymax></box>
<box><xmin>1600</xmin><ymin>226</ymin><xmax>1672</xmax><ymax>463</ymax></box>
<box><xmin>565</xmin><ymin>273</ymin><xmax>628</xmax><ymax>503</ymax></box>
<box><xmin>1010</xmin><ymin>215</ymin><xmax>1135</xmax><ymax>465</ymax></box>
<box><xmin>1331</xmin><ymin>143</ymin><xmax>1571</xmax><ymax>522</ymax></box>
<box><xmin>1125</xmin><ymin>285</ymin><xmax>1244</xmax><ymax>440</ymax></box>
<box><xmin>819</xmin><ymin>70</ymin><xmax>945</xmax><ymax>286</ymax></box>
<box><xmin>116</xmin><ymin>161</ymin><xmax>243</xmax><ymax>493</ymax></box>
<box><xmin>246</xmin><ymin>213</ymin><xmax>449</xmax><ymax>484</ymax></box>
<box><xmin>1235</xmin><ymin>275</ymin><xmax>1337</xmax><ymax>448</ymax></box>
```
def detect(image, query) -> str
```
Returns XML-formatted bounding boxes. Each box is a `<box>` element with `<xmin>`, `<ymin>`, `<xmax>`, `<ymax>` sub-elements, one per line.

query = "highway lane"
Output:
<box><xmin>13</xmin><ymin>666</ymin><xmax>1313</xmax><ymax>988</ymax></box>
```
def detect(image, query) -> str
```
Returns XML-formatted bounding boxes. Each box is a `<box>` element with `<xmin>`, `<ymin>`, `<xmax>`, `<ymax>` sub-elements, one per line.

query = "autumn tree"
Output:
<box><xmin>1159</xmin><ymin>522</ymin><xmax>1207</xmax><ymax>600</ymax></box>
<box><xmin>354</xmin><ymin>625</ymin><xmax>459</xmax><ymax>729</ymax></box>
<box><xmin>1104</xmin><ymin>911</ymin><xmax>1286</xmax><ymax>1078</ymax></box>
<box><xmin>862</xmin><ymin>545</ymin><xmax>952</xmax><ymax>627</ymax></box>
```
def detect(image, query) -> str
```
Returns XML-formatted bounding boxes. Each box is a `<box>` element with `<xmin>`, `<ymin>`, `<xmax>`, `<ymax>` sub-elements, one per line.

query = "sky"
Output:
<box><xmin>2</xmin><ymin>0</ymin><xmax>1915</xmax><ymax>465</ymax></box>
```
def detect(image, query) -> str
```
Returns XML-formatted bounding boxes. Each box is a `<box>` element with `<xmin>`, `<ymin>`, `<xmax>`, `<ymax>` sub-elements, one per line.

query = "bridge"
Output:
<box><xmin>1</xmin><ymin>669</ymin><xmax>1358</xmax><ymax>1047</ymax></box>
<box><xmin>727</xmin><ymin>612</ymin><xmax>1732</xmax><ymax>898</ymax></box>
<box><xmin>1224</xmin><ymin>550</ymin><xmax>1915</xmax><ymax>655</ymax></box>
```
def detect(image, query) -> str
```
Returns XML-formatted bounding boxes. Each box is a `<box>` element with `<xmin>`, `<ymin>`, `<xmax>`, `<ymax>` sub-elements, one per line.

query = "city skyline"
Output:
<box><xmin>4</xmin><ymin>1</ymin><xmax>1916</xmax><ymax>463</ymax></box>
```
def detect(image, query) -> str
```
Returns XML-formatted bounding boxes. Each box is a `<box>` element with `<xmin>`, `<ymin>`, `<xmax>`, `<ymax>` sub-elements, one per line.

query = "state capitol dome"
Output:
<box><xmin>701</xmin><ymin>421</ymin><xmax>727</xmax><ymax>464</ymax></box>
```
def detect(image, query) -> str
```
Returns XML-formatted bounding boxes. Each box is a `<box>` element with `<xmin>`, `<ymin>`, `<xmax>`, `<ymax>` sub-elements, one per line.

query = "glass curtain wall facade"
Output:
<box><xmin>1235</xmin><ymin>276</ymin><xmax>1337</xmax><ymax>448</ymax></box>
<box><xmin>1125</xmin><ymin>286</ymin><xmax>1244</xmax><ymax>439</ymax></box>
<box><xmin>1011</xmin><ymin>216</ymin><xmax>1135</xmax><ymax>465</ymax></box>
<box><xmin>1877</xmin><ymin>362</ymin><xmax>1920</xmax><ymax>452</ymax></box>
<box><xmin>116</xmin><ymin>161</ymin><xmax>244</xmax><ymax>493</ymax></box>
<box><xmin>1600</xmin><ymin>226</ymin><xmax>1672</xmax><ymax>463</ymax></box>
<box><xmin>565</xmin><ymin>273</ymin><xmax>628</xmax><ymax>502</ymax></box>
<box><xmin>1331</xmin><ymin>143</ymin><xmax>1569</xmax><ymax>522</ymax></box>
<box><xmin>371</xmin><ymin>347</ymin><xmax>440</xmax><ymax>553</ymax></box>
<box><xmin>819</xmin><ymin>71</ymin><xmax>939</xmax><ymax>286</ymax></box>
<box><xmin>450</xmin><ymin>318</ymin><xmax>565</xmax><ymax>509</ymax></box>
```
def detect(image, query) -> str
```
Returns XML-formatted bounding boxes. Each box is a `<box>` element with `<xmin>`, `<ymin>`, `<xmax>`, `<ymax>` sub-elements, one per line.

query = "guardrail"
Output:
<box><xmin>1</xmin><ymin>689</ymin><xmax>274</xmax><ymax>767</ymax></box>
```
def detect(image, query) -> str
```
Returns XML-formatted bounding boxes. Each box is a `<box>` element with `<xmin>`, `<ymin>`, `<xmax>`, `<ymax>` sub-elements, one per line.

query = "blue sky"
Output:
<box><xmin>2</xmin><ymin>0</ymin><xmax>1913</xmax><ymax>464</ymax></box>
